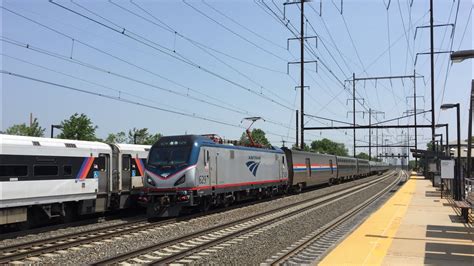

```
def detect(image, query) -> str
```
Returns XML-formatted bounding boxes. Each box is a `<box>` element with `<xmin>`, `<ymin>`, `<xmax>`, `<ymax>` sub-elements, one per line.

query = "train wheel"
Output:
<box><xmin>200</xmin><ymin>197</ymin><xmax>211</xmax><ymax>212</ymax></box>
<box><xmin>294</xmin><ymin>183</ymin><xmax>303</xmax><ymax>194</ymax></box>
<box><xmin>62</xmin><ymin>203</ymin><xmax>78</xmax><ymax>224</ymax></box>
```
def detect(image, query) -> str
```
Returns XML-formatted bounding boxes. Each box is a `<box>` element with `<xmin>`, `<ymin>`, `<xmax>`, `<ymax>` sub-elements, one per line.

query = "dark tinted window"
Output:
<box><xmin>34</xmin><ymin>165</ymin><xmax>58</xmax><ymax>176</ymax></box>
<box><xmin>0</xmin><ymin>165</ymin><xmax>28</xmax><ymax>177</ymax></box>
<box><xmin>148</xmin><ymin>146</ymin><xmax>192</xmax><ymax>167</ymax></box>
<box><xmin>96</xmin><ymin>157</ymin><xmax>106</xmax><ymax>171</ymax></box>
<box><xmin>122</xmin><ymin>155</ymin><xmax>131</xmax><ymax>171</ymax></box>
<box><xmin>64</xmin><ymin>165</ymin><xmax>72</xmax><ymax>176</ymax></box>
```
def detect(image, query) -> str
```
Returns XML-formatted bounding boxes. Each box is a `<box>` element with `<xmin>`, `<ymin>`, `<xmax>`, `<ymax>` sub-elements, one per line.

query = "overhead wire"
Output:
<box><xmin>1</xmin><ymin>70</ymin><xmax>298</xmax><ymax>141</ymax></box>
<box><xmin>109</xmin><ymin>0</ymin><xmax>293</xmax><ymax>106</ymax></box>
<box><xmin>438</xmin><ymin>0</ymin><xmax>469</xmax><ymax>119</ymax></box>
<box><xmin>2</xmin><ymin>70</ymin><xmax>242</xmax><ymax>128</ymax></box>
<box><xmin>46</xmin><ymin>1</ymin><xmax>295</xmax><ymax>111</ymax></box>
<box><xmin>201</xmin><ymin>0</ymin><xmax>287</xmax><ymax>51</ymax></box>
<box><xmin>182</xmin><ymin>0</ymin><xmax>289</xmax><ymax>62</ymax></box>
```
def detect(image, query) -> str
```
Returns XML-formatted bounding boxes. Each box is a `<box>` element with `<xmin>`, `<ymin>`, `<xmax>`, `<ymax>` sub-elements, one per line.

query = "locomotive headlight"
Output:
<box><xmin>174</xmin><ymin>175</ymin><xmax>186</xmax><ymax>186</ymax></box>
<box><xmin>146</xmin><ymin>175</ymin><xmax>156</xmax><ymax>186</ymax></box>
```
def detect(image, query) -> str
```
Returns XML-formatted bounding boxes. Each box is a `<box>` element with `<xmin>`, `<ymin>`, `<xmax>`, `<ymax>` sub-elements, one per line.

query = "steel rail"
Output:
<box><xmin>0</xmin><ymin>218</ymin><xmax>176</xmax><ymax>263</ymax></box>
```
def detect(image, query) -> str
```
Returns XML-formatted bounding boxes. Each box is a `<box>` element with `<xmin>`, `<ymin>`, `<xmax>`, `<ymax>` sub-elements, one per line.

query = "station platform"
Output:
<box><xmin>319</xmin><ymin>174</ymin><xmax>473</xmax><ymax>265</ymax></box>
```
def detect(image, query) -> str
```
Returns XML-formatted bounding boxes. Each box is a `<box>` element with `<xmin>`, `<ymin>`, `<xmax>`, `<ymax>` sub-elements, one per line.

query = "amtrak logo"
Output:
<box><xmin>246</xmin><ymin>161</ymin><xmax>260</xmax><ymax>176</ymax></box>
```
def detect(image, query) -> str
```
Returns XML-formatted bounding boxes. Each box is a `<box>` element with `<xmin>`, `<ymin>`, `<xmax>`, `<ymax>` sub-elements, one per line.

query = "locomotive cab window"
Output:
<box><xmin>0</xmin><ymin>165</ymin><xmax>28</xmax><ymax>177</ymax></box>
<box><xmin>34</xmin><ymin>165</ymin><xmax>58</xmax><ymax>176</ymax></box>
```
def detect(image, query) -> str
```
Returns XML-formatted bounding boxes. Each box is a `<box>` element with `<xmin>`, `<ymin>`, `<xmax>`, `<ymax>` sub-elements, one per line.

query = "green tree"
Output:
<box><xmin>240</xmin><ymin>128</ymin><xmax>270</xmax><ymax>147</ymax></box>
<box><xmin>310</xmin><ymin>138</ymin><xmax>348</xmax><ymax>156</ymax></box>
<box><xmin>356</xmin><ymin>152</ymin><xmax>371</xmax><ymax>160</ymax></box>
<box><xmin>57</xmin><ymin>113</ymin><xmax>98</xmax><ymax>141</ymax></box>
<box><xmin>128</xmin><ymin>128</ymin><xmax>148</xmax><ymax>144</ymax></box>
<box><xmin>409</xmin><ymin>160</ymin><xmax>418</xmax><ymax>170</ymax></box>
<box><xmin>292</xmin><ymin>142</ymin><xmax>311</xmax><ymax>151</ymax></box>
<box><xmin>128</xmin><ymin>128</ymin><xmax>162</xmax><ymax>145</ymax></box>
<box><xmin>105</xmin><ymin>131</ymin><xmax>127</xmax><ymax>143</ymax></box>
<box><xmin>6</xmin><ymin>117</ymin><xmax>45</xmax><ymax>137</ymax></box>
<box><xmin>426</xmin><ymin>141</ymin><xmax>434</xmax><ymax>151</ymax></box>
<box><xmin>145</xmin><ymin>133</ymin><xmax>162</xmax><ymax>145</ymax></box>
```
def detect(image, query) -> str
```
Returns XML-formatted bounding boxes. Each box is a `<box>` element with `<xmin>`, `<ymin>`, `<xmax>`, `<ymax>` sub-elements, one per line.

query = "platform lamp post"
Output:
<box><xmin>51</xmin><ymin>124</ymin><xmax>63</xmax><ymax>138</ymax></box>
<box><xmin>450</xmin><ymin>49</ymin><xmax>474</xmax><ymax>188</ymax></box>
<box><xmin>440</xmin><ymin>103</ymin><xmax>461</xmax><ymax>200</ymax></box>
<box><xmin>436</xmin><ymin>124</ymin><xmax>449</xmax><ymax>156</ymax></box>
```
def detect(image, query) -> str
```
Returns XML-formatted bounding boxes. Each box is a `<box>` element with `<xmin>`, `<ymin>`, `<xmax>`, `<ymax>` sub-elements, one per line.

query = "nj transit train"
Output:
<box><xmin>0</xmin><ymin>134</ymin><xmax>150</xmax><ymax>227</ymax></box>
<box><xmin>142</xmin><ymin>135</ymin><xmax>390</xmax><ymax>217</ymax></box>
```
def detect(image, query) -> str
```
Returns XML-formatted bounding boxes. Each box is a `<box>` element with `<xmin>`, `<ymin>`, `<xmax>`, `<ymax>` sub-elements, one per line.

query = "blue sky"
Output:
<box><xmin>1</xmin><ymin>0</ymin><xmax>472</xmax><ymax>162</ymax></box>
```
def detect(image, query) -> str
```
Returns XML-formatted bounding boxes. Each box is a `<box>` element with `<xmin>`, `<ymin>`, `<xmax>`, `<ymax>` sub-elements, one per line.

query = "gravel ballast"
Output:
<box><xmin>188</xmin><ymin>174</ymin><xmax>400</xmax><ymax>265</ymax></box>
<box><xmin>3</xmin><ymin>172</ymin><xmax>396</xmax><ymax>264</ymax></box>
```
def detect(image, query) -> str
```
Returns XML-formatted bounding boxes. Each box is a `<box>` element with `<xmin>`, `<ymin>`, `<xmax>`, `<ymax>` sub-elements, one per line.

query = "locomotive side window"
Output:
<box><xmin>96</xmin><ymin>156</ymin><xmax>106</xmax><ymax>171</ymax></box>
<box><xmin>63</xmin><ymin>165</ymin><xmax>72</xmax><ymax>176</ymax></box>
<box><xmin>203</xmin><ymin>150</ymin><xmax>208</xmax><ymax>165</ymax></box>
<box><xmin>122</xmin><ymin>155</ymin><xmax>131</xmax><ymax>171</ymax></box>
<box><xmin>34</xmin><ymin>165</ymin><xmax>58</xmax><ymax>176</ymax></box>
<box><xmin>305</xmin><ymin>158</ymin><xmax>311</xmax><ymax>177</ymax></box>
<box><xmin>0</xmin><ymin>165</ymin><xmax>28</xmax><ymax>177</ymax></box>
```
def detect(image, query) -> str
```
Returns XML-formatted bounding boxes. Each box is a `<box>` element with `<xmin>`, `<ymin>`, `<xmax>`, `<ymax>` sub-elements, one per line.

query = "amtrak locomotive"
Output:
<box><xmin>143</xmin><ymin>135</ymin><xmax>389</xmax><ymax>217</ymax></box>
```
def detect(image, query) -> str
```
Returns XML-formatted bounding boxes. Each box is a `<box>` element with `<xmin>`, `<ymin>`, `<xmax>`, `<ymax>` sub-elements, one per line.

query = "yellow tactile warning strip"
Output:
<box><xmin>319</xmin><ymin>176</ymin><xmax>417</xmax><ymax>266</ymax></box>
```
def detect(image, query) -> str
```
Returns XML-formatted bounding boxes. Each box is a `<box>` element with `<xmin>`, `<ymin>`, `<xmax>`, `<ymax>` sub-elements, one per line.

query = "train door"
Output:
<box><xmin>111</xmin><ymin>146</ymin><xmax>119</xmax><ymax>193</ymax></box>
<box><xmin>96</xmin><ymin>153</ymin><xmax>110</xmax><ymax>212</ymax></box>
<box><xmin>121</xmin><ymin>154</ymin><xmax>132</xmax><ymax>191</ymax></box>
<box><xmin>204</xmin><ymin>149</ymin><xmax>217</xmax><ymax>187</ymax></box>
<box><xmin>213</xmin><ymin>152</ymin><xmax>219</xmax><ymax>186</ymax></box>
<box><xmin>305</xmin><ymin>158</ymin><xmax>311</xmax><ymax>178</ymax></box>
<box><xmin>279</xmin><ymin>155</ymin><xmax>284</xmax><ymax>180</ymax></box>
<box><xmin>329</xmin><ymin>159</ymin><xmax>334</xmax><ymax>177</ymax></box>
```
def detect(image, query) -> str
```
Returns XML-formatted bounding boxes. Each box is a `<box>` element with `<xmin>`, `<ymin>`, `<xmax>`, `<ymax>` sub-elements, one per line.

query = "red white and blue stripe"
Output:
<box><xmin>134</xmin><ymin>157</ymin><xmax>145</xmax><ymax>176</ymax></box>
<box><xmin>293</xmin><ymin>163</ymin><xmax>336</xmax><ymax>172</ymax></box>
<box><xmin>76</xmin><ymin>156</ymin><xmax>94</xmax><ymax>181</ymax></box>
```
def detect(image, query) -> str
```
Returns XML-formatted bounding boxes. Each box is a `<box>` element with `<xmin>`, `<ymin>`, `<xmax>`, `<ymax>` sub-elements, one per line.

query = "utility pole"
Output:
<box><xmin>369</xmin><ymin>108</ymin><xmax>372</xmax><ymax>159</ymax></box>
<box><xmin>285</xmin><ymin>0</ymin><xmax>315</xmax><ymax>150</ymax></box>
<box><xmin>414</xmin><ymin>69</ymin><xmax>419</xmax><ymax>169</ymax></box>
<box><xmin>376</xmin><ymin>128</ymin><xmax>379</xmax><ymax>159</ymax></box>
<box><xmin>353</xmin><ymin>73</ymin><xmax>356</xmax><ymax>156</ymax></box>
<box><xmin>296</xmin><ymin>110</ymin><xmax>299</xmax><ymax>148</ymax></box>
<box><xmin>300</xmin><ymin>0</ymin><xmax>305</xmax><ymax>149</ymax></box>
<box><xmin>430</xmin><ymin>0</ymin><xmax>435</xmax><ymax>147</ymax></box>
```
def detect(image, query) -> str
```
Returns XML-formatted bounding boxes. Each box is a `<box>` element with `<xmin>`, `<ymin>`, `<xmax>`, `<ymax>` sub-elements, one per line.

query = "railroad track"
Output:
<box><xmin>0</xmin><ymin>186</ymin><xmax>294</xmax><ymax>263</ymax></box>
<box><xmin>95</xmin><ymin>170</ymin><xmax>398</xmax><ymax>265</ymax></box>
<box><xmin>264</xmin><ymin>170</ymin><xmax>406</xmax><ymax>265</ymax></box>
<box><xmin>0</xmin><ymin>217</ymin><xmax>175</xmax><ymax>264</ymax></box>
